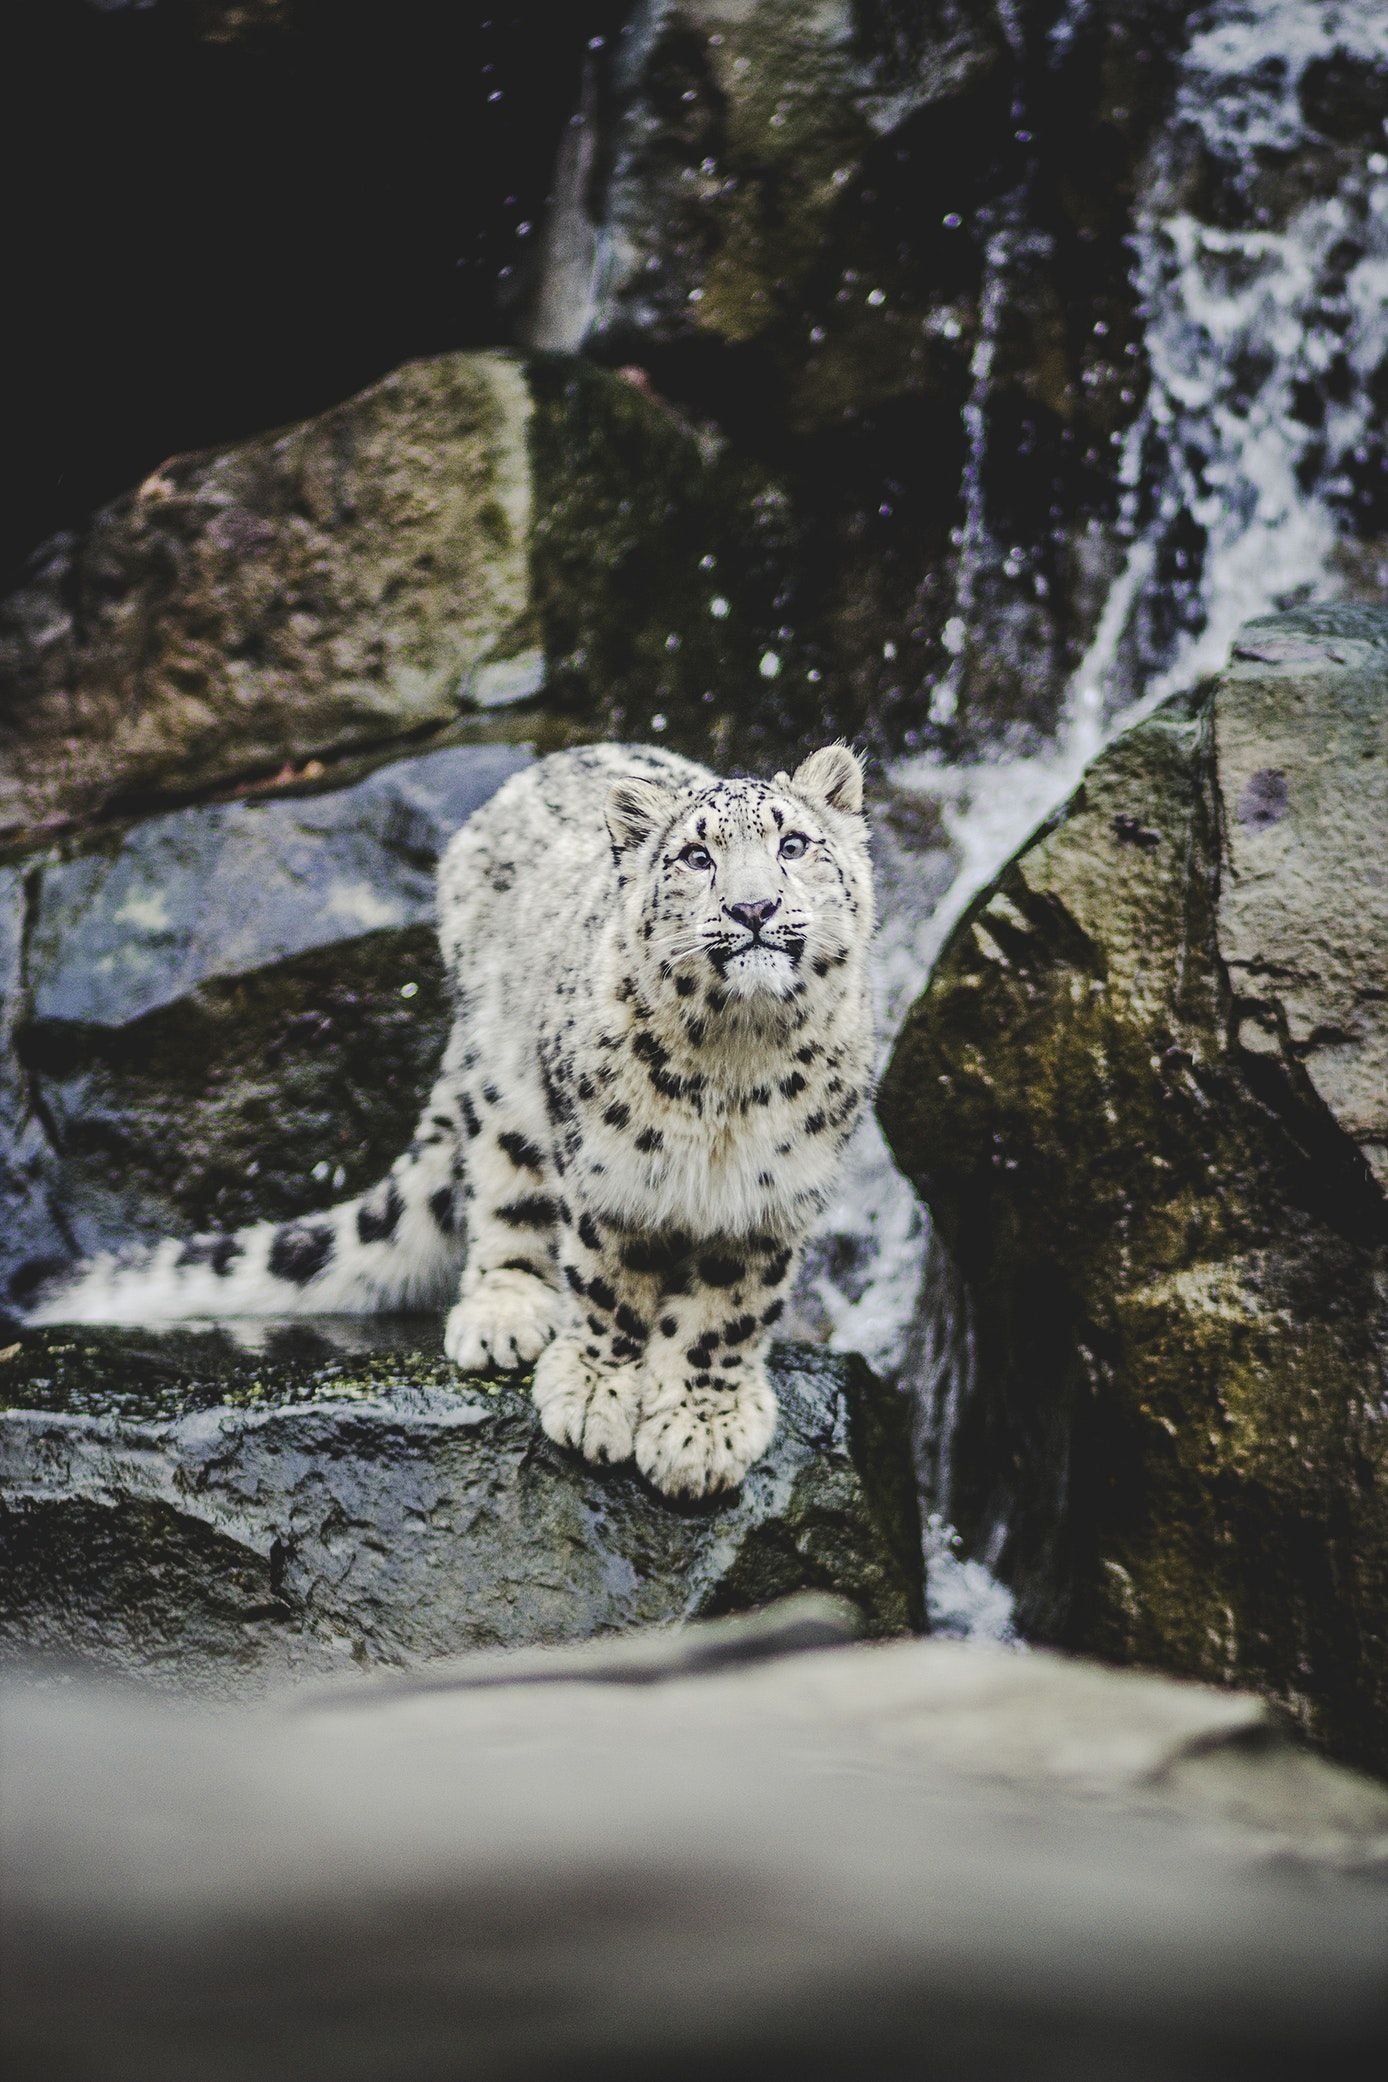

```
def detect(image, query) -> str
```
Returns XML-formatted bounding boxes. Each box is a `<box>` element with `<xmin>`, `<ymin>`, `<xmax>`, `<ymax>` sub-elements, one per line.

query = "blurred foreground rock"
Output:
<box><xmin>4</xmin><ymin>1599</ymin><xmax>1387</xmax><ymax>2082</ymax></box>
<box><xmin>879</xmin><ymin>606</ymin><xmax>1388</xmax><ymax>1770</ymax></box>
<box><xmin>0</xmin><ymin>1326</ymin><xmax>921</xmax><ymax>1693</ymax></box>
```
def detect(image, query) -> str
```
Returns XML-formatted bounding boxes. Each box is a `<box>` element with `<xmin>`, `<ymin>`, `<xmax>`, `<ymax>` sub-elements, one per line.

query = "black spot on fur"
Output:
<box><xmin>481</xmin><ymin>1083</ymin><xmax>501</xmax><ymax>1106</ymax></box>
<box><xmin>588</xmin><ymin>1277</ymin><xmax>617</xmax><ymax>1312</ymax></box>
<box><xmin>603</xmin><ymin>1101</ymin><xmax>631</xmax><ymax>1129</ymax></box>
<box><xmin>674</xmin><ymin>974</ymin><xmax>696</xmax><ymax>997</ymax></box>
<box><xmin>659</xmin><ymin>1314</ymin><xmax>677</xmax><ymax>1337</ymax></box>
<box><xmin>497</xmin><ymin>1196</ymin><xmax>558</xmax><ymax>1229</ymax></box>
<box><xmin>500</xmin><ymin>1258</ymin><xmax>546</xmax><ymax>1279</ymax></box>
<box><xmin>686</xmin><ymin>1344</ymin><xmax>715</xmax><ymax>1370</ymax></box>
<box><xmin>268</xmin><ymin>1223</ymin><xmax>334</xmax><ymax>1287</ymax></box>
<box><xmin>762</xmin><ymin>1248</ymin><xmax>793</xmax><ymax>1286</ymax></box>
<box><xmin>634</xmin><ymin>1126</ymin><xmax>664</xmax><ymax>1153</ymax></box>
<box><xmin>620</xmin><ymin>1233</ymin><xmax>689</xmax><ymax>1279</ymax></box>
<box><xmin>565</xmin><ymin>1266</ymin><xmax>587</xmax><ymax>1297</ymax></box>
<box><xmin>615</xmin><ymin>1303</ymin><xmax>648</xmax><ymax>1341</ymax></box>
<box><xmin>499</xmin><ymin>1131</ymin><xmax>545</xmax><ymax>1173</ymax></box>
<box><xmin>795</xmin><ymin>1044</ymin><xmax>819</xmax><ymax>1065</ymax></box>
<box><xmin>804</xmin><ymin>1112</ymin><xmax>827</xmax><ymax>1135</ymax></box>
<box><xmin>685</xmin><ymin>1019</ymin><xmax>706</xmax><ymax>1047</ymax></box>
<box><xmin>779</xmin><ymin>1072</ymin><xmax>806</xmax><ymax>1100</ymax></box>
<box><xmin>578</xmin><ymin>1212</ymin><xmax>604</xmax><ymax>1252</ymax></box>
<box><xmin>699</xmin><ymin>1253</ymin><xmax>742</xmax><ymax>1288</ymax></box>
<box><xmin>611</xmin><ymin>1337</ymin><xmax>642</xmax><ymax>1362</ymax></box>
<box><xmin>721</xmin><ymin>1314</ymin><xmax>758</xmax><ymax>1346</ymax></box>
<box><xmin>429</xmin><ymin>1187</ymin><xmax>457</xmax><ymax>1235</ymax></box>
<box><xmin>177</xmin><ymin>1234</ymin><xmax>244</xmax><ymax>1275</ymax></box>
<box><xmin>356</xmin><ymin>1182</ymin><xmax>403</xmax><ymax>1245</ymax></box>
<box><xmin>761</xmin><ymin>1298</ymin><xmax>785</xmax><ymax>1326</ymax></box>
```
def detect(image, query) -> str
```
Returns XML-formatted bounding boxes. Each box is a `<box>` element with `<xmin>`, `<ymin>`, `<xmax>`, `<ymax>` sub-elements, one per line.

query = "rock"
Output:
<box><xmin>878</xmin><ymin>606</ymin><xmax>1388</xmax><ymax>1772</ymax></box>
<box><xmin>529</xmin><ymin>0</ymin><xmax>1198</xmax><ymax>750</ymax></box>
<box><xmin>0</xmin><ymin>739</ymin><xmax>530</xmax><ymax>1306</ymax></box>
<box><xmin>0</xmin><ymin>349</ymin><xmax>825</xmax><ymax>844</ymax></box>
<box><xmin>0</xmin><ymin>356</ymin><xmax>541</xmax><ymax>839</ymax></box>
<box><xmin>0</xmin><ymin>1326</ymin><xmax>923</xmax><ymax>1695</ymax></box>
<box><xmin>4</xmin><ymin>1605</ymin><xmax>1387</xmax><ymax>2081</ymax></box>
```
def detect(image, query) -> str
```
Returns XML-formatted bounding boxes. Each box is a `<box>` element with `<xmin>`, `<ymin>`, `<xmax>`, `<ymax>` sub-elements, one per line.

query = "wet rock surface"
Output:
<box><xmin>0</xmin><ymin>1327</ymin><xmax>922</xmax><ymax>1695</ymax></box>
<box><xmin>0</xmin><ymin>740</ymin><xmax>530</xmax><ymax>1306</ymax></box>
<box><xmin>878</xmin><ymin>605</ymin><xmax>1388</xmax><ymax>1772</ymax></box>
<box><xmin>4</xmin><ymin>1603</ymin><xmax>1387</xmax><ymax>2082</ymax></box>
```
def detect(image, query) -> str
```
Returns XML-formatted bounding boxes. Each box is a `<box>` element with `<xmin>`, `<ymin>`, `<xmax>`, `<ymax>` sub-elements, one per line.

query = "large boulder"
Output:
<box><xmin>0</xmin><ymin>351</ymin><xmax>807</xmax><ymax>845</ymax></box>
<box><xmin>878</xmin><ymin>605</ymin><xmax>1388</xmax><ymax>1772</ymax></box>
<box><xmin>0</xmin><ymin>1326</ymin><xmax>922</xmax><ymax>1695</ymax></box>
<box><xmin>4</xmin><ymin>1602</ymin><xmax>1387</xmax><ymax>2081</ymax></box>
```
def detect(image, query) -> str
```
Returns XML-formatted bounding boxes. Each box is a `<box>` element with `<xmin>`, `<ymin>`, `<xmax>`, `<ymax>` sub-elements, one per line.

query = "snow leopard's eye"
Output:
<box><xmin>680</xmin><ymin>843</ymin><xmax>714</xmax><ymax>871</ymax></box>
<box><xmin>779</xmin><ymin>832</ymin><xmax>809</xmax><ymax>861</ymax></box>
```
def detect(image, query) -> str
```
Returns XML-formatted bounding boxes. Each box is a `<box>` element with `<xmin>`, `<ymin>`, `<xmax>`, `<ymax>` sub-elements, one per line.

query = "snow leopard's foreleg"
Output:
<box><xmin>531</xmin><ymin>1211</ymin><xmax>797</xmax><ymax>1494</ymax></box>
<box><xmin>441</xmin><ymin>1074</ymin><xmax>568</xmax><ymax>1371</ymax></box>
<box><xmin>632</xmin><ymin>1229</ymin><xmax>797</xmax><ymax>1498</ymax></box>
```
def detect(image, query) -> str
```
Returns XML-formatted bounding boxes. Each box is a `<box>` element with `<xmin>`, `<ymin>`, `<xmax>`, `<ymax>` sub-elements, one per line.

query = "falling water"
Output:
<box><xmin>802</xmin><ymin>0</ymin><xmax>1388</xmax><ymax>1637</ymax></box>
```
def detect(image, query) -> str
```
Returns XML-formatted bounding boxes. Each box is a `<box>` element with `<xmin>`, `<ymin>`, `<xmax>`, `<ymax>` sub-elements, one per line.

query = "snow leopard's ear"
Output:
<box><xmin>606</xmin><ymin>773</ymin><xmax>675</xmax><ymax>853</ymax></box>
<box><xmin>790</xmin><ymin>743</ymin><xmax>864</xmax><ymax>817</ymax></box>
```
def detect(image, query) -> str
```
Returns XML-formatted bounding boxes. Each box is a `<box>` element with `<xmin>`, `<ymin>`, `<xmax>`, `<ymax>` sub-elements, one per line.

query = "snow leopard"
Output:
<box><xmin>30</xmin><ymin>742</ymin><xmax>875</xmax><ymax>1497</ymax></box>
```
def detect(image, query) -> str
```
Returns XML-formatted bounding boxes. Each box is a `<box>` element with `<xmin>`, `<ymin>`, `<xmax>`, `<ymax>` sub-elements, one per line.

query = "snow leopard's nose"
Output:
<box><xmin>726</xmin><ymin>897</ymin><xmax>781</xmax><ymax>935</ymax></box>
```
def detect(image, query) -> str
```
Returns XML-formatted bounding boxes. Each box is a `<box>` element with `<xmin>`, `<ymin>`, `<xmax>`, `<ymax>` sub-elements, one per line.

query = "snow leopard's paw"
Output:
<box><xmin>634</xmin><ymin>1365</ymin><xmax>777</xmax><ymax>1499</ymax></box>
<box><xmin>532</xmin><ymin>1337</ymin><xmax>642</xmax><ymax>1465</ymax></box>
<box><xmin>445</xmin><ymin>1268</ymin><xmax>564</xmax><ymax>1372</ymax></box>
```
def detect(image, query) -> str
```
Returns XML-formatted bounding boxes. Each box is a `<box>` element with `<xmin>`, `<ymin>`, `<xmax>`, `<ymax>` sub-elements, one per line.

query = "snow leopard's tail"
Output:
<box><xmin>25</xmin><ymin>1090</ymin><xmax>467</xmax><ymax>1329</ymax></box>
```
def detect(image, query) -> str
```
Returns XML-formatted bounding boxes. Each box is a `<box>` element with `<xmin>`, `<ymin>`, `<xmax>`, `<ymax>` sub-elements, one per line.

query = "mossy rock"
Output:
<box><xmin>877</xmin><ymin>606</ymin><xmax>1388</xmax><ymax>1773</ymax></box>
<box><xmin>0</xmin><ymin>1322</ymin><xmax>922</xmax><ymax>1695</ymax></box>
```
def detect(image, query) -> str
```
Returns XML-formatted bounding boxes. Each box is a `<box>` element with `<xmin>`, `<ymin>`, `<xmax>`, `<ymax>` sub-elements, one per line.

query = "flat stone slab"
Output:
<box><xmin>0</xmin><ymin>1323</ymin><xmax>922</xmax><ymax>1694</ymax></box>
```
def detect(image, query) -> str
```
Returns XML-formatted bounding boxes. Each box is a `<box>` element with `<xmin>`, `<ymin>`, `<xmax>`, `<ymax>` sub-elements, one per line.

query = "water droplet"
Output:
<box><xmin>882</xmin><ymin>640</ymin><xmax>897</xmax><ymax>660</ymax></box>
<box><xmin>867</xmin><ymin>288</ymin><xmax>886</xmax><ymax>307</ymax></box>
<box><xmin>665</xmin><ymin>633</ymin><xmax>682</xmax><ymax>651</ymax></box>
<box><xmin>312</xmin><ymin>1160</ymin><xmax>331</xmax><ymax>1182</ymax></box>
<box><xmin>688</xmin><ymin>286</ymin><xmax>705</xmax><ymax>303</ymax></box>
<box><xmin>759</xmin><ymin>650</ymin><xmax>782</xmax><ymax>679</ymax></box>
<box><xmin>699</xmin><ymin>553</ymin><xmax>716</xmax><ymax>570</ymax></box>
<box><xmin>651</xmin><ymin>713</ymin><xmax>668</xmax><ymax>733</ymax></box>
<box><xmin>400</xmin><ymin>981</ymin><xmax>419</xmax><ymax>999</ymax></box>
<box><xmin>941</xmin><ymin>616</ymin><xmax>966</xmax><ymax>656</ymax></box>
<box><xmin>943</xmin><ymin>213</ymin><xmax>962</xmax><ymax>229</ymax></box>
<box><xmin>710</xmin><ymin>595</ymin><xmax>730</xmax><ymax>619</ymax></box>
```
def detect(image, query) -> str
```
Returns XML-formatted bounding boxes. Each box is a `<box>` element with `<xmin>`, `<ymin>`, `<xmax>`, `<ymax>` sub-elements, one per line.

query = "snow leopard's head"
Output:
<box><xmin>607</xmin><ymin>745</ymin><xmax>872</xmax><ymax>1021</ymax></box>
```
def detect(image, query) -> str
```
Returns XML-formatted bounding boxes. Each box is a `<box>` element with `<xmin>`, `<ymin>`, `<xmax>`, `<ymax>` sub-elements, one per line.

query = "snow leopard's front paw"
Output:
<box><xmin>445</xmin><ymin>1268</ymin><xmax>564</xmax><ymax>1372</ymax></box>
<box><xmin>634</xmin><ymin>1366</ymin><xmax>778</xmax><ymax>1499</ymax></box>
<box><xmin>531</xmin><ymin>1337</ymin><xmax>642</xmax><ymax>1465</ymax></box>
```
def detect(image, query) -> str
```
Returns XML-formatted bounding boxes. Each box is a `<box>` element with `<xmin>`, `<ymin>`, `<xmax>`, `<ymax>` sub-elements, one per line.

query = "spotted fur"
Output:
<box><xmin>29</xmin><ymin>743</ymin><xmax>874</xmax><ymax>1496</ymax></box>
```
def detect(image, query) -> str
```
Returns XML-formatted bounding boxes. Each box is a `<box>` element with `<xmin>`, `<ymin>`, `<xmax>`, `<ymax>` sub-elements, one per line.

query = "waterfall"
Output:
<box><xmin>804</xmin><ymin>0</ymin><xmax>1388</xmax><ymax>1635</ymax></box>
